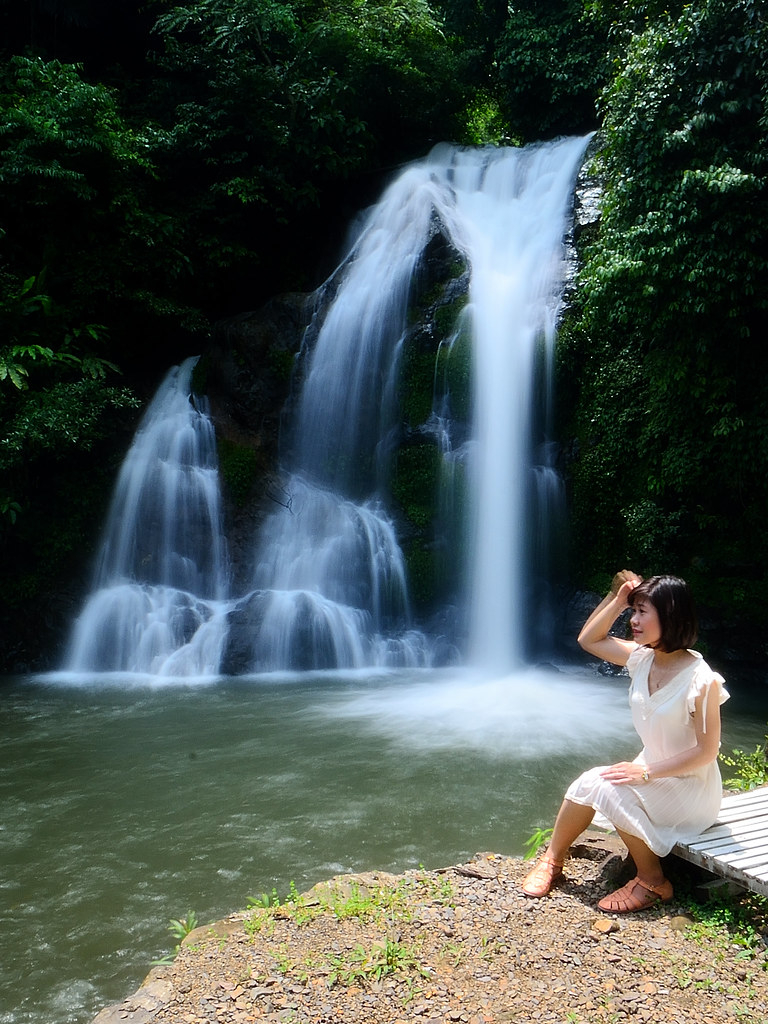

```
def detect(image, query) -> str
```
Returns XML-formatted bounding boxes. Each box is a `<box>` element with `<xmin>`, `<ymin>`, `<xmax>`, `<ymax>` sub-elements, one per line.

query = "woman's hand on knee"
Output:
<box><xmin>600</xmin><ymin>761</ymin><xmax>647</xmax><ymax>786</ymax></box>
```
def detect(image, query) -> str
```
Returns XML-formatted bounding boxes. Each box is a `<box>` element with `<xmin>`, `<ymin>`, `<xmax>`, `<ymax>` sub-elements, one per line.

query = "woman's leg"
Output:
<box><xmin>597</xmin><ymin>829</ymin><xmax>673</xmax><ymax>913</ymax></box>
<box><xmin>615</xmin><ymin>829</ymin><xmax>666</xmax><ymax>886</ymax></box>
<box><xmin>547</xmin><ymin>799</ymin><xmax>596</xmax><ymax>861</ymax></box>
<box><xmin>521</xmin><ymin>799</ymin><xmax>595</xmax><ymax>897</ymax></box>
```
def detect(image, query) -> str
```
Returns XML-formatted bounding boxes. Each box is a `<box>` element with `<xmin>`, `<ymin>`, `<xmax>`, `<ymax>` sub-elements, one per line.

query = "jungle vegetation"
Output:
<box><xmin>0</xmin><ymin>0</ymin><xmax>766</xmax><ymax>666</ymax></box>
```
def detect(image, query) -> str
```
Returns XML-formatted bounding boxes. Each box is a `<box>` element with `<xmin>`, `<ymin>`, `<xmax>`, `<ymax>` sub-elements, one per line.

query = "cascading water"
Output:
<box><xmin>449</xmin><ymin>140</ymin><xmax>591</xmax><ymax>669</ymax></box>
<box><xmin>65</xmin><ymin>358</ymin><xmax>230</xmax><ymax>676</ymax></box>
<box><xmin>64</xmin><ymin>136</ymin><xmax>590</xmax><ymax>678</ymax></box>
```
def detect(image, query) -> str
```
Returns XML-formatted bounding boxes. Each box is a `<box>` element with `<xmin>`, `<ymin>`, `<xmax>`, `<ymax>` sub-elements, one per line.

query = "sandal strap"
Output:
<box><xmin>539</xmin><ymin>855</ymin><xmax>564</xmax><ymax>868</ymax></box>
<box><xmin>634</xmin><ymin>877</ymin><xmax>667</xmax><ymax>895</ymax></box>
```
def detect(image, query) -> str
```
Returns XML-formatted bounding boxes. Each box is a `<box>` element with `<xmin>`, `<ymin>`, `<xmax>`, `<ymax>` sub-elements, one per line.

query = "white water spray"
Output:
<box><xmin>65</xmin><ymin>358</ymin><xmax>230</xmax><ymax>675</ymax></box>
<box><xmin>64</xmin><ymin>137</ymin><xmax>590</xmax><ymax>677</ymax></box>
<box><xmin>446</xmin><ymin>140</ymin><xmax>590</xmax><ymax>669</ymax></box>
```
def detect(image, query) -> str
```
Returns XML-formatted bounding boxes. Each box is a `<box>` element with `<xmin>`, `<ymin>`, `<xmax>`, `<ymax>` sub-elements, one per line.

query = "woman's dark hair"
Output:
<box><xmin>627</xmin><ymin>575</ymin><xmax>698</xmax><ymax>652</ymax></box>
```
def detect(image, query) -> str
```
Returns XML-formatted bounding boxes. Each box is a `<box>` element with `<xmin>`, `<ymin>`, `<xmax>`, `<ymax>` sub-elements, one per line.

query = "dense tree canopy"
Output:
<box><xmin>0</xmin><ymin>0</ymin><xmax>766</xmax><ymax>664</ymax></box>
<box><xmin>560</xmin><ymin>0</ymin><xmax>768</xmax><ymax>623</ymax></box>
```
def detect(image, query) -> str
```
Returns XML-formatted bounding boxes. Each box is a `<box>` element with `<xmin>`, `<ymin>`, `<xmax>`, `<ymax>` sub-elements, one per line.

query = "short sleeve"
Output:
<box><xmin>686</xmin><ymin>661</ymin><xmax>729</xmax><ymax>732</ymax></box>
<box><xmin>626</xmin><ymin>644</ymin><xmax>652</xmax><ymax>679</ymax></box>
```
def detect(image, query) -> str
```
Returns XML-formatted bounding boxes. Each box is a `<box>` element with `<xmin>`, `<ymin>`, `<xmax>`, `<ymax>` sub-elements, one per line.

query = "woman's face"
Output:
<box><xmin>630</xmin><ymin>598</ymin><xmax>663</xmax><ymax>649</ymax></box>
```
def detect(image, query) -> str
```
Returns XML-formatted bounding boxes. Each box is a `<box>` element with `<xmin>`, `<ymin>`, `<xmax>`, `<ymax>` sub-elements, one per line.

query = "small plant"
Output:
<box><xmin>168</xmin><ymin>910</ymin><xmax>199</xmax><ymax>941</ymax></box>
<box><xmin>0</xmin><ymin>497</ymin><xmax>22</xmax><ymax>525</ymax></box>
<box><xmin>272</xmin><ymin>945</ymin><xmax>294</xmax><ymax>975</ymax></box>
<box><xmin>439</xmin><ymin>939</ymin><xmax>465</xmax><ymax>967</ymax></box>
<box><xmin>682</xmin><ymin>890</ymin><xmax>768</xmax><ymax>963</ymax></box>
<box><xmin>320</xmin><ymin>878</ymin><xmax>416</xmax><ymax>925</ymax></box>
<box><xmin>422</xmin><ymin>872</ymin><xmax>456</xmax><ymax>906</ymax></box>
<box><xmin>151</xmin><ymin>910</ymin><xmax>199</xmax><ymax>965</ymax></box>
<box><xmin>327</xmin><ymin>937</ymin><xmax>428</xmax><ymax>987</ymax></box>
<box><xmin>720</xmin><ymin>737</ymin><xmax>768</xmax><ymax>792</ymax></box>
<box><xmin>248</xmin><ymin>887</ymin><xmax>282</xmax><ymax>910</ymax></box>
<box><xmin>523</xmin><ymin>826</ymin><xmax>554</xmax><ymax>860</ymax></box>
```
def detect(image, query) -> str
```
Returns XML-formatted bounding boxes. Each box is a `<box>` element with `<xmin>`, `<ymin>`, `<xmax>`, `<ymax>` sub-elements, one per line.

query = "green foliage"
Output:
<box><xmin>152</xmin><ymin>910</ymin><xmax>199</xmax><ymax>965</ymax></box>
<box><xmin>392</xmin><ymin>444</ymin><xmax>440</xmax><ymax>529</ymax></box>
<box><xmin>461</xmin><ymin>89</ymin><xmax>509</xmax><ymax>145</ymax></box>
<box><xmin>168</xmin><ymin>910</ymin><xmax>199</xmax><ymax>941</ymax></box>
<box><xmin>146</xmin><ymin>0</ymin><xmax>468</xmax><ymax>298</ymax></box>
<box><xmin>683</xmin><ymin>889</ymin><xmax>768</xmax><ymax>961</ymax></box>
<box><xmin>0</xmin><ymin>380</ymin><xmax>139</xmax><ymax>471</ymax></box>
<box><xmin>0</xmin><ymin>271</ymin><xmax>116</xmax><ymax>393</ymax></box>
<box><xmin>327</xmin><ymin>937</ymin><xmax>429</xmax><ymax>987</ymax></box>
<box><xmin>246</xmin><ymin>874</ymin><xmax>453</xmax><ymax>937</ymax></box>
<box><xmin>562</xmin><ymin>0</ymin><xmax>768</xmax><ymax>611</ymax></box>
<box><xmin>494</xmin><ymin>0</ymin><xmax>610</xmax><ymax>141</ymax></box>
<box><xmin>720</xmin><ymin>736</ymin><xmax>768</xmax><ymax>792</ymax></box>
<box><xmin>523</xmin><ymin>827</ymin><xmax>554</xmax><ymax>860</ymax></box>
<box><xmin>0</xmin><ymin>55</ymin><xmax>203</xmax><ymax>357</ymax></box>
<box><xmin>0</xmin><ymin>370</ymin><xmax>139</xmax><ymax>617</ymax></box>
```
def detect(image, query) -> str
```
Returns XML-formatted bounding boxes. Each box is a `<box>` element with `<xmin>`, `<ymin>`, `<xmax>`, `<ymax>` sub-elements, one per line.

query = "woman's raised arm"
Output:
<box><xmin>578</xmin><ymin>576</ymin><xmax>640</xmax><ymax>666</ymax></box>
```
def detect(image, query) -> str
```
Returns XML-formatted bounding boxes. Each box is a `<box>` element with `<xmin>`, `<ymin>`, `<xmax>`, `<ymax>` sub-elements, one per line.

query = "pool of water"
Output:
<box><xmin>1</xmin><ymin>664</ymin><xmax>764</xmax><ymax>1024</ymax></box>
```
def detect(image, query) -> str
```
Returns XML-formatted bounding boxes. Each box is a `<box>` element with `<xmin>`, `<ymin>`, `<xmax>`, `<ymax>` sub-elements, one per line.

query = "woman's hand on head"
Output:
<box><xmin>611</xmin><ymin>570</ymin><xmax>642</xmax><ymax>596</ymax></box>
<box><xmin>577</xmin><ymin>572</ymin><xmax>641</xmax><ymax>665</ymax></box>
<box><xmin>615</xmin><ymin>577</ymin><xmax>641</xmax><ymax>607</ymax></box>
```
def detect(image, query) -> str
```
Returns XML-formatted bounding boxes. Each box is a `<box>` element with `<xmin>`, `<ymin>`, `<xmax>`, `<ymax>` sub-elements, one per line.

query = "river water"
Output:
<box><xmin>1</xmin><ymin>665</ymin><xmax>765</xmax><ymax>1024</ymax></box>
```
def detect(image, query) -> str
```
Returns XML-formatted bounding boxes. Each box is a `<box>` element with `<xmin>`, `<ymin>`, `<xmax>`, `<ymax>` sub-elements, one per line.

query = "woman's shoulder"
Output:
<box><xmin>687</xmin><ymin>649</ymin><xmax>723</xmax><ymax>678</ymax></box>
<box><xmin>626</xmin><ymin>644</ymin><xmax>651</xmax><ymax>674</ymax></box>
<box><xmin>686</xmin><ymin>651</ymin><xmax>729</xmax><ymax>705</ymax></box>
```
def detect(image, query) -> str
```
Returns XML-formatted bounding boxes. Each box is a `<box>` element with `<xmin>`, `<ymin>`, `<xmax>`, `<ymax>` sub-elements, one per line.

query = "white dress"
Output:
<box><xmin>565</xmin><ymin>646</ymin><xmax>729</xmax><ymax>856</ymax></box>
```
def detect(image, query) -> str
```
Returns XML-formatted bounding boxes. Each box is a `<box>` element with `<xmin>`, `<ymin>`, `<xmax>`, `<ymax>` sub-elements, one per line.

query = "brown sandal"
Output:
<box><xmin>521</xmin><ymin>855</ymin><xmax>564</xmax><ymax>898</ymax></box>
<box><xmin>597</xmin><ymin>876</ymin><xmax>673</xmax><ymax>914</ymax></box>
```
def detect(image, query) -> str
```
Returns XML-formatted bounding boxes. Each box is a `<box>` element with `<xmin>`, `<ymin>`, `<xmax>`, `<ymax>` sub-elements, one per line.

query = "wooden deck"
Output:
<box><xmin>672</xmin><ymin>787</ymin><xmax>768</xmax><ymax>897</ymax></box>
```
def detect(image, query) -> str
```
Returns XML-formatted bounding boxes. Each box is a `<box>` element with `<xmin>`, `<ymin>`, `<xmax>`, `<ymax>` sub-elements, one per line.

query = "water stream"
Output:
<box><xmin>10</xmin><ymin>136</ymin><xmax>760</xmax><ymax>1024</ymax></box>
<box><xmin>2</xmin><ymin>670</ymin><xmax>766</xmax><ymax>1024</ymax></box>
<box><xmin>63</xmin><ymin>136</ymin><xmax>590</xmax><ymax>677</ymax></box>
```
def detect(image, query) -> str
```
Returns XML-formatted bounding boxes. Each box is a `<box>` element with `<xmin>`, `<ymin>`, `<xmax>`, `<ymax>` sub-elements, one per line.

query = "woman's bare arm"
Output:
<box><xmin>600</xmin><ymin>683</ymin><xmax>722</xmax><ymax>785</ymax></box>
<box><xmin>578</xmin><ymin>577</ymin><xmax>639</xmax><ymax>666</ymax></box>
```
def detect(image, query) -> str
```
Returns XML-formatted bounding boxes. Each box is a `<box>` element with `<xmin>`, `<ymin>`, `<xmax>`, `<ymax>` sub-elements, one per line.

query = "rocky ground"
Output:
<box><xmin>93</xmin><ymin>836</ymin><xmax>768</xmax><ymax>1024</ymax></box>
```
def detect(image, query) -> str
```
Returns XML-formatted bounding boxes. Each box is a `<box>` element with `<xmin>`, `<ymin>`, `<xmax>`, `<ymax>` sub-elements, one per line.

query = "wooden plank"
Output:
<box><xmin>672</xmin><ymin>787</ymin><xmax>768</xmax><ymax>898</ymax></box>
<box><xmin>718</xmin><ymin>793</ymin><xmax>768</xmax><ymax>815</ymax></box>
<box><xmin>710</xmin><ymin>848</ymin><xmax>768</xmax><ymax>870</ymax></box>
<box><xmin>720</xmin><ymin>787</ymin><xmax>768</xmax><ymax>804</ymax></box>
<box><xmin>686</xmin><ymin>832</ymin><xmax>768</xmax><ymax>855</ymax></box>
<box><xmin>713</xmin><ymin>802</ymin><xmax>768</xmax><ymax>823</ymax></box>
<box><xmin>686</xmin><ymin>821</ymin><xmax>768</xmax><ymax>847</ymax></box>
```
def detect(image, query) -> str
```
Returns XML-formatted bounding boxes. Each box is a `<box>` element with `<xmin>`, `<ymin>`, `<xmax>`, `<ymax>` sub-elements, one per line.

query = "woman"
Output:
<box><xmin>521</xmin><ymin>571</ymin><xmax>728</xmax><ymax>912</ymax></box>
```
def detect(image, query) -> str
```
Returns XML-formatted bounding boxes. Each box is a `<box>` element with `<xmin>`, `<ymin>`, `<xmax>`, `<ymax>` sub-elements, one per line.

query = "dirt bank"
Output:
<box><xmin>92</xmin><ymin>837</ymin><xmax>768</xmax><ymax>1024</ymax></box>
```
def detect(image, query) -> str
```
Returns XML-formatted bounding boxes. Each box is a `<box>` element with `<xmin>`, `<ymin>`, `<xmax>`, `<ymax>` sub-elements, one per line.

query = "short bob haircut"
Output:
<box><xmin>627</xmin><ymin>575</ymin><xmax>698</xmax><ymax>652</ymax></box>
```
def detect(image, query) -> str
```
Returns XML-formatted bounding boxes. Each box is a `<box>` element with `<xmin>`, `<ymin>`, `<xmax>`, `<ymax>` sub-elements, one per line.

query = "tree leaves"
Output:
<box><xmin>565</xmin><ymin>0</ymin><xmax>768</xmax><ymax>613</ymax></box>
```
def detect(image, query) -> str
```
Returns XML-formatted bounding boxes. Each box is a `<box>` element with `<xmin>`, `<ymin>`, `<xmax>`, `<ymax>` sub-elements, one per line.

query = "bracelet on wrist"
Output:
<box><xmin>641</xmin><ymin>767</ymin><xmax>650</xmax><ymax>782</ymax></box>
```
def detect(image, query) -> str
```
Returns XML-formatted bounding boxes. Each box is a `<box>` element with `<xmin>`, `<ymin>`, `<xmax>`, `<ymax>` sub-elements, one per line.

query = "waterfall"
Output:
<box><xmin>63</xmin><ymin>136</ymin><xmax>590</xmax><ymax>678</ymax></box>
<box><xmin>65</xmin><ymin>358</ymin><xmax>230</xmax><ymax>676</ymax></box>
<box><xmin>448</xmin><ymin>140</ymin><xmax>590</xmax><ymax>669</ymax></box>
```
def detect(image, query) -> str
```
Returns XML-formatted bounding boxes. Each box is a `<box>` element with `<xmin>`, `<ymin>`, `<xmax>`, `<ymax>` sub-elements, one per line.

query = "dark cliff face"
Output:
<box><xmin>199</xmin><ymin>219</ymin><xmax>474</xmax><ymax>617</ymax></box>
<box><xmin>196</xmin><ymin>295</ymin><xmax>311</xmax><ymax>593</ymax></box>
<box><xmin>202</xmin><ymin>294</ymin><xmax>310</xmax><ymax>464</ymax></box>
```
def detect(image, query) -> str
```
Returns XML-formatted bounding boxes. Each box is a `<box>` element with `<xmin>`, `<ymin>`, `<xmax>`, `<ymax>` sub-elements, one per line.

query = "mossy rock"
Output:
<box><xmin>391</xmin><ymin>443</ymin><xmax>440</xmax><ymax>530</ymax></box>
<box><xmin>402</xmin><ymin>539</ymin><xmax>439</xmax><ymax>614</ymax></box>
<box><xmin>218</xmin><ymin>437</ymin><xmax>259</xmax><ymax>508</ymax></box>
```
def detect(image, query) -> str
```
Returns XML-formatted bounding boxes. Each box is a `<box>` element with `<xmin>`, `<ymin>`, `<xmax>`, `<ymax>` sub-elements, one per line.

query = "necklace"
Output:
<box><xmin>648</xmin><ymin>651</ymin><xmax>693</xmax><ymax>694</ymax></box>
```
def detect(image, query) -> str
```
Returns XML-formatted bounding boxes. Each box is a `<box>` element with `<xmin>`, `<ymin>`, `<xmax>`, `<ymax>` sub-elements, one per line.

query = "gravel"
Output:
<box><xmin>93</xmin><ymin>839</ymin><xmax>768</xmax><ymax>1024</ymax></box>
